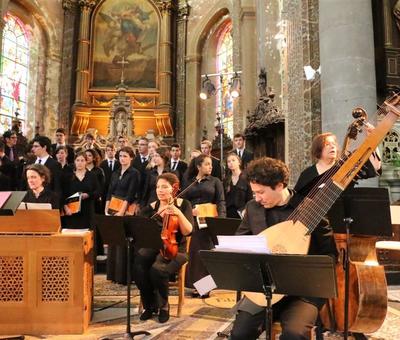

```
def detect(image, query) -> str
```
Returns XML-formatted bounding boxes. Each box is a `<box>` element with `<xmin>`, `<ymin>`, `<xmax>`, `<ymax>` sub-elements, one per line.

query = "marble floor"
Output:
<box><xmin>1</xmin><ymin>276</ymin><xmax>399</xmax><ymax>340</ymax></box>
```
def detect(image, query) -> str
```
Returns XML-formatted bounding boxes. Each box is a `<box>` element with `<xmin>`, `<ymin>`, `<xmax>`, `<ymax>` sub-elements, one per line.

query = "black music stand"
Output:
<box><xmin>0</xmin><ymin>191</ymin><xmax>26</xmax><ymax>215</ymax></box>
<box><xmin>95</xmin><ymin>215</ymin><xmax>151</xmax><ymax>340</ymax></box>
<box><xmin>205</xmin><ymin>217</ymin><xmax>241</xmax><ymax>245</ymax></box>
<box><xmin>206</xmin><ymin>217</ymin><xmax>242</xmax><ymax>302</ymax></box>
<box><xmin>200</xmin><ymin>250</ymin><xmax>337</xmax><ymax>340</ymax></box>
<box><xmin>327</xmin><ymin>187</ymin><xmax>391</xmax><ymax>340</ymax></box>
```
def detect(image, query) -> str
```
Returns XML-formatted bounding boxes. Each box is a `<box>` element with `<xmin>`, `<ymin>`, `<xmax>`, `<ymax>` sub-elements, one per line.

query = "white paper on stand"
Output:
<box><xmin>215</xmin><ymin>235</ymin><xmax>270</xmax><ymax>253</ymax></box>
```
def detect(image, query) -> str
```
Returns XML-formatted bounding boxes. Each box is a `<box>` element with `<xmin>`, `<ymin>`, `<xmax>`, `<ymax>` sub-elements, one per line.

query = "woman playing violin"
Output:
<box><xmin>135</xmin><ymin>173</ymin><xmax>193</xmax><ymax>323</ymax></box>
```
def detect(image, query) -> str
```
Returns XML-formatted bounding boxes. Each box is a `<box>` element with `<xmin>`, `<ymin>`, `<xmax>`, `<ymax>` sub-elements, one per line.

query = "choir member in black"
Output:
<box><xmin>105</xmin><ymin>146</ymin><xmax>140</xmax><ymax>284</ymax></box>
<box><xmin>0</xmin><ymin>141</ymin><xmax>13</xmax><ymax>190</ymax></box>
<box><xmin>132</xmin><ymin>137</ymin><xmax>149</xmax><ymax>201</ymax></box>
<box><xmin>224</xmin><ymin>152</ymin><xmax>252</xmax><ymax>218</ymax></box>
<box><xmin>61</xmin><ymin>152</ymin><xmax>100</xmax><ymax>229</ymax></box>
<box><xmin>55</xmin><ymin>146</ymin><xmax>73</xmax><ymax>180</ymax></box>
<box><xmin>24</xmin><ymin>136</ymin><xmax>61</xmax><ymax>194</ymax></box>
<box><xmin>294</xmin><ymin>130</ymin><xmax>381</xmax><ymax>195</ymax></box>
<box><xmin>142</xmin><ymin>147</ymin><xmax>170</xmax><ymax>207</ymax></box>
<box><xmin>135</xmin><ymin>173</ymin><xmax>193</xmax><ymax>323</ymax></box>
<box><xmin>169</xmin><ymin>143</ymin><xmax>188</xmax><ymax>182</ymax></box>
<box><xmin>23</xmin><ymin>164</ymin><xmax>60</xmax><ymax>209</ymax></box>
<box><xmin>99</xmin><ymin>144</ymin><xmax>120</xmax><ymax>211</ymax></box>
<box><xmin>2</xmin><ymin>130</ymin><xmax>20</xmax><ymax>189</ymax></box>
<box><xmin>230</xmin><ymin>157</ymin><xmax>337</xmax><ymax>340</ymax></box>
<box><xmin>232</xmin><ymin>133</ymin><xmax>254</xmax><ymax>168</ymax></box>
<box><xmin>182</xmin><ymin>154</ymin><xmax>226</xmax><ymax>295</ymax></box>
<box><xmin>200</xmin><ymin>139</ymin><xmax>222</xmax><ymax>179</ymax></box>
<box><xmin>51</xmin><ymin>128</ymin><xmax>75</xmax><ymax>164</ymax></box>
<box><xmin>85</xmin><ymin>149</ymin><xmax>105</xmax><ymax>215</ymax></box>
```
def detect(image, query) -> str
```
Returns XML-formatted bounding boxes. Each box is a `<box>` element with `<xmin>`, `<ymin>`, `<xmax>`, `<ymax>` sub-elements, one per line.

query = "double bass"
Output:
<box><xmin>244</xmin><ymin>94</ymin><xmax>400</xmax><ymax>312</ymax></box>
<box><xmin>322</xmin><ymin>107</ymin><xmax>387</xmax><ymax>333</ymax></box>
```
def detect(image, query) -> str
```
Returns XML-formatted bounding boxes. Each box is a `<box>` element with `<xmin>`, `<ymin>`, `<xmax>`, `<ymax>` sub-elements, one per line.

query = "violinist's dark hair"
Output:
<box><xmin>187</xmin><ymin>154</ymin><xmax>210</xmax><ymax>179</ymax></box>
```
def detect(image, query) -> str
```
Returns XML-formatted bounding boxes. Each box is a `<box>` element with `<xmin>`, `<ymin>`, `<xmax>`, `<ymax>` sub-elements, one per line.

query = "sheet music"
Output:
<box><xmin>215</xmin><ymin>235</ymin><xmax>270</xmax><ymax>253</ymax></box>
<box><xmin>18</xmin><ymin>202</ymin><xmax>52</xmax><ymax>210</ymax></box>
<box><xmin>0</xmin><ymin>191</ymin><xmax>11</xmax><ymax>208</ymax></box>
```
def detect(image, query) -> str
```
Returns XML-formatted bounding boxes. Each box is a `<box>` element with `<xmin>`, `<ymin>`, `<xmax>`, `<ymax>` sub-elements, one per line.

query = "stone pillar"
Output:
<box><xmin>239</xmin><ymin>5</ymin><xmax>257</xmax><ymax>132</ymax></box>
<box><xmin>320</xmin><ymin>0</ymin><xmax>377</xmax><ymax>143</ymax></box>
<box><xmin>158</xmin><ymin>1</ymin><xmax>173</xmax><ymax>110</ymax></box>
<box><xmin>74</xmin><ymin>0</ymin><xmax>97</xmax><ymax>106</ymax></box>
<box><xmin>0</xmin><ymin>0</ymin><xmax>10</xmax><ymax>59</ymax></box>
<box><xmin>175</xmin><ymin>1</ymin><xmax>190</xmax><ymax>148</ymax></box>
<box><xmin>184</xmin><ymin>54</ymin><xmax>201</xmax><ymax>154</ymax></box>
<box><xmin>383</xmin><ymin>0</ymin><xmax>393</xmax><ymax>47</ymax></box>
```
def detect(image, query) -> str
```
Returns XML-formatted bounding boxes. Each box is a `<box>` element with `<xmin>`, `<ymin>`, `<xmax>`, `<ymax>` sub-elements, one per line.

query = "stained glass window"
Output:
<box><xmin>0</xmin><ymin>13</ymin><xmax>30</xmax><ymax>134</ymax></box>
<box><xmin>216</xmin><ymin>22</ymin><xmax>234</xmax><ymax>138</ymax></box>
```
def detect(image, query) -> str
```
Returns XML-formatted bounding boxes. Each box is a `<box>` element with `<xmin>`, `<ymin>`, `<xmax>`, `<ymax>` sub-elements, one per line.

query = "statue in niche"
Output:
<box><xmin>258</xmin><ymin>67</ymin><xmax>268</xmax><ymax>98</ymax></box>
<box><xmin>115</xmin><ymin>110</ymin><xmax>128</xmax><ymax>137</ymax></box>
<box><xmin>394</xmin><ymin>1</ymin><xmax>400</xmax><ymax>31</ymax></box>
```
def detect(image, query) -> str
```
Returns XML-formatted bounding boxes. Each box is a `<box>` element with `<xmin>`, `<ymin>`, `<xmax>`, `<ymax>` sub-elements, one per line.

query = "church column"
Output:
<box><xmin>320</xmin><ymin>0</ymin><xmax>377</xmax><ymax>143</ymax></box>
<box><xmin>158</xmin><ymin>1</ymin><xmax>173</xmax><ymax>108</ymax></box>
<box><xmin>175</xmin><ymin>1</ymin><xmax>190</xmax><ymax>147</ymax></box>
<box><xmin>0</xmin><ymin>0</ymin><xmax>10</xmax><ymax>55</ymax></box>
<box><xmin>74</xmin><ymin>0</ymin><xmax>97</xmax><ymax>106</ymax></box>
<box><xmin>155</xmin><ymin>1</ymin><xmax>173</xmax><ymax>136</ymax></box>
<box><xmin>185</xmin><ymin>54</ymin><xmax>201</xmax><ymax>154</ymax></box>
<box><xmin>239</xmin><ymin>4</ymin><xmax>257</xmax><ymax>131</ymax></box>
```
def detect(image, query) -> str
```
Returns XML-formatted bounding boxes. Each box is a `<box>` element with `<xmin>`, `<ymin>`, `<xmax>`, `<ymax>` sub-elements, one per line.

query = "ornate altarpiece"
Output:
<box><xmin>70</xmin><ymin>0</ymin><xmax>174</xmax><ymax>140</ymax></box>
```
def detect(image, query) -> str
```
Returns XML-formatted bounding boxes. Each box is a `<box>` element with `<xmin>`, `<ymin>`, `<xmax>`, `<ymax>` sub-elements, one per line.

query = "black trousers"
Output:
<box><xmin>133</xmin><ymin>248</ymin><xmax>186</xmax><ymax>310</ymax></box>
<box><xmin>230</xmin><ymin>297</ymin><xmax>318</xmax><ymax>340</ymax></box>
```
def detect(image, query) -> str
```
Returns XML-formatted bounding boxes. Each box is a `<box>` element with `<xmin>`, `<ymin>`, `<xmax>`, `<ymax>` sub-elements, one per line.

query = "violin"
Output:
<box><xmin>160</xmin><ymin>182</ymin><xmax>180</xmax><ymax>260</ymax></box>
<box><xmin>151</xmin><ymin>177</ymin><xmax>204</xmax><ymax>260</ymax></box>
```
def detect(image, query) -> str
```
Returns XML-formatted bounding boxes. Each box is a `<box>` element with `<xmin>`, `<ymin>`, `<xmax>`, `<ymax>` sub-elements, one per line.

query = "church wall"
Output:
<box><xmin>1</xmin><ymin>0</ymin><xmax>64</xmax><ymax>139</ymax></box>
<box><xmin>184</xmin><ymin>0</ymin><xmax>257</xmax><ymax>156</ymax></box>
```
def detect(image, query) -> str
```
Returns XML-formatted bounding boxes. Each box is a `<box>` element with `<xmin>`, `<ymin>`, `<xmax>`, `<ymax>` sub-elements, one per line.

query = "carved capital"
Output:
<box><xmin>78</xmin><ymin>0</ymin><xmax>98</xmax><ymax>10</ymax></box>
<box><xmin>62</xmin><ymin>0</ymin><xmax>78</xmax><ymax>12</ymax></box>
<box><xmin>156</xmin><ymin>0</ymin><xmax>174</xmax><ymax>13</ymax></box>
<box><xmin>177</xmin><ymin>2</ymin><xmax>190</xmax><ymax>20</ymax></box>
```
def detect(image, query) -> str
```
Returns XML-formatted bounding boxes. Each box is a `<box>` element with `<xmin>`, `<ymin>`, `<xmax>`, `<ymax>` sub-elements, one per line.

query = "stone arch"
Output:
<box><xmin>185</xmin><ymin>1</ymin><xmax>232</xmax><ymax>155</ymax></box>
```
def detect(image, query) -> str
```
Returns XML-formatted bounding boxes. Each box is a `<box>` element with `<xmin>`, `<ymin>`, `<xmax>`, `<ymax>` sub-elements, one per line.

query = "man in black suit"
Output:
<box><xmin>51</xmin><ymin>128</ymin><xmax>75</xmax><ymax>164</ymax></box>
<box><xmin>132</xmin><ymin>137</ymin><xmax>149</xmax><ymax>202</ymax></box>
<box><xmin>23</xmin><ymin>136</ymin><xmax>61</xmax><ymax>194</ymax></box>
<box><xmin>169</xmin><ymin>143</ymin><xmax>187</xmax><ymax>182</ymax></box>
<box><xmin>200</xmin><ymin>139</ymin><xmax>222</xmax><ymax>179</ymax></box>
<box><xmin>100</xmin><ymin>143</ymin><xmax>120</xmax><ymax>193</ymax></box>
<box><xmin>233</xmin><ymin>133</ymin><xmax>254</xmax><ymax>168</ymax></box>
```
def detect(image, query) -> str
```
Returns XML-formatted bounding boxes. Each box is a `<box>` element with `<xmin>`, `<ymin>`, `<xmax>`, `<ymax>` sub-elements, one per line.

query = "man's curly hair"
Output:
<box><xmin>246</xmin><ymin>157</ymin><xmax>289</xmax><ymax>189</ymax></box>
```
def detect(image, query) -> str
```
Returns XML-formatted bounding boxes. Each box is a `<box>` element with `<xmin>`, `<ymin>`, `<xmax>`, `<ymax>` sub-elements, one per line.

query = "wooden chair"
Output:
<box><xmin>138</xmin><ymin>236</ymin><xmax>191</xmax><ymax>317</ymax></box>
<box><xmin>271</xmin><ymin>322</ymin><xmax>316</xmax><ymax>340</ymax></box>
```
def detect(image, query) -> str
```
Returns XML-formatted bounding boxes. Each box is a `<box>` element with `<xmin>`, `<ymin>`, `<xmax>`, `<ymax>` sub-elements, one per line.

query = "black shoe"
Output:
<box><xmin>158</xmin><ymin>309</ymin><xmax>170</xmax><ymax>323</ymax></box>
<box><xmin>140</xmin><ymin>309</ymin><xmax>155</xmax><ymax>321</ymax></box>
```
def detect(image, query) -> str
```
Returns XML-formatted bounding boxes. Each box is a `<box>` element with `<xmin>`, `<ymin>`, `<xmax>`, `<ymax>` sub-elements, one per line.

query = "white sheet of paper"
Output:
<box><xmin>390</xmin><ymin>206</ymin><xmax>400</xmax><ymax>224</ymax></box>
<box><xmin>25</xmin><ymin>203</ymin><xmax>52</xmax><ymax>210</ymax></box>
<box><xmin>193</xmin><ymin>274</ymin><xmax>217</xmax><ymax>296</ymax></box>
<box><xmin>215</xmin><ymin>235</ymin><xmax>270</xmax><ymax>253</ymax></box>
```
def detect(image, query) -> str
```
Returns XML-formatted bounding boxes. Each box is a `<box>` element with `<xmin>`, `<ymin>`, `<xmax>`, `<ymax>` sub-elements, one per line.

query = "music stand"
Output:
<box><xmin>205</xmin><ymin>217</ymin><xmax>241</xmax><ymax>245</ymax></box>
<box><xmin>327</xmin><ymin>187</ymin><xmax>391</xmax><ymax>340</ymax></box>
<box><xmin>0</xmin><ymin>191</ymin><xmax>26</xmax><ymax>215</ymax></box>
<box><xmin>94</xmin><ymin>215</ymin><xmax>150</xmax><ymax>340</ymax></box>
<box><xmin>200</xmin><ymin>250</ymin><xmax>337</xmax><ymax>340</ymax></box>
<box><xmin>205</xmin><ymin>216</ymin><xmax>242</xmax><ymax>305</ymax></box>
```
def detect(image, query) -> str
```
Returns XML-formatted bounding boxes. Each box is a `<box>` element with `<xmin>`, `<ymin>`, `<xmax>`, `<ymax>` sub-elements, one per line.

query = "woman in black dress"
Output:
<box><xmin>85</xmin><ymin>149</ymin><xmax>105</xmax><ymax>214</ymax></box>
<box><xmin>182</xmin><ymin>154</ymin><xmax>226</xmax><ymax>295</ymax></box>
<box><xmin>55</xmin><ymin>146</ymin><xmax>73</xmax><ymax>180</ymax></box>
<box><xmin>105</xmin><ymin>146</ymin><xmax>141</xmax><ymax>284</ymax></box>
<box><xmin>135</xmin><ymin>173</ymin><xmax>193</xmax><ymax>323</ymax></box>
<box><xmin>61</xmin><ymin>152</ymin><xmax>100</xmax><ymax>229</ymax></box>
<box><xmin>141</xmin><ymin>147</ymin><xmax>170</xmax><ymax>206</ymax></box>
<box><xmin>224</xmin><ymin>152</ymin><xmax>253</xmax><ymax>219</ymax></box>
<box><xmin>23</xmin><ymin>164</ymin><xmax>59</xmax><ymax>209</ymax></box>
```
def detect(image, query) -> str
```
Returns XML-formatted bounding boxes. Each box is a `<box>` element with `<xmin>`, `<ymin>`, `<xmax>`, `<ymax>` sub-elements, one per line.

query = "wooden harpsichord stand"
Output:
<box><xmin>0</xmin><ymin>208</ymin><xmax>93</xmax><ymax>335</ymax></box>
